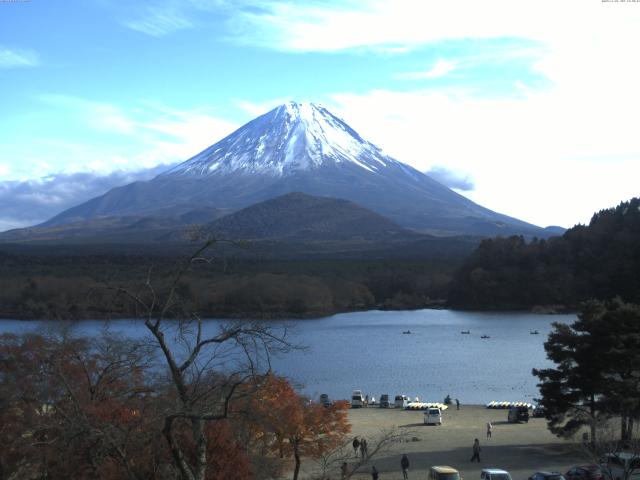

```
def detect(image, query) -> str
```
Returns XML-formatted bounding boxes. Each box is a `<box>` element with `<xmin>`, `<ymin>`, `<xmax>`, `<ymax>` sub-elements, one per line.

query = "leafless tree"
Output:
<box><xmin>110</xmin><ymin>239</ymin><xmax>296</xmax><ymax>480</ymax></box>
<box><xmin>575</xmin><ymin>414</ymin><xmax>640</xmax><ymax>480</ymax></box>
<box><xmin>309</xmin><ymin>427</ymin><xmax>414</xmax><ymax>480</ymax></box>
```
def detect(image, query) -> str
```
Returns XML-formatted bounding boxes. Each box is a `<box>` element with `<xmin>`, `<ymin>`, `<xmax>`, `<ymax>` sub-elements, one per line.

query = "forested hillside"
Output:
<box><xmin>448</xmin><ymin>198</ymin><xmax>640</xmax><ymax>309</ymax></box>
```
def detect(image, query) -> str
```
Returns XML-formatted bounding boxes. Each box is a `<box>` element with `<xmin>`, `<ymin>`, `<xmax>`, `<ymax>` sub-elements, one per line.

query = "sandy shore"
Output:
<box><xmin>319</xmin><ymin>405</ymin><xmax>584</xmax><ymax>480</ymax></box>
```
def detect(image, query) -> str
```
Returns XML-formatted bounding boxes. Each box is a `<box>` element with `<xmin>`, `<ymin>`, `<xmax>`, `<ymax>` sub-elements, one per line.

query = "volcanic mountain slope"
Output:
<box><xmin>41</xmin><ymin>102</ymin><xmax>547</xmax><ymax>237</ymax></box>
<box><xmin>204</xmin><ymin>192</ymin><xmax>415</xmax><ymax>241</ymax></box>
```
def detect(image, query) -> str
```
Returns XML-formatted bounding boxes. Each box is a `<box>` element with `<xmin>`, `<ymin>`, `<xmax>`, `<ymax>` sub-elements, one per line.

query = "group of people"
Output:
<box><xmin>351</xmin><ymin>436</ymin><xmax>369</xmax><ymax>458</ymax></box>
<box><xmin>341</xmin><ymin>434</ymin><xmax>487</xmax><ymax>479</ymax></box>
<box><xmin>341</xmin><ymin>437</ymin><xmax>375</xmax><ymax>479</ymax></box>
<box><xmin>444</xmin><ymin>394</ymin><xmax>461</xmax><ymax>410</ymax></box>
<box><xmin>470</xmin><ymin>423</ymin><xmax>493</xmax><ymax>462</ymax></box>
<box><xmin>340</xmin><ymin>402</ymin><xmax>494</xmax><ymax>478</ymax></box>
<box><xmin>340</xmin><ymin>451</ymin><xmax>405</xmax><ymax>480</ymax></box>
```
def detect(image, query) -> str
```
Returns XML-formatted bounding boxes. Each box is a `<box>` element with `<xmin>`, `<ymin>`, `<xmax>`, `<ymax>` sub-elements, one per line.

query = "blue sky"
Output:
<box><xmin>1</xmin><ymin>0</ymin><xmax>639</xmax><ymax>231</ymax></box>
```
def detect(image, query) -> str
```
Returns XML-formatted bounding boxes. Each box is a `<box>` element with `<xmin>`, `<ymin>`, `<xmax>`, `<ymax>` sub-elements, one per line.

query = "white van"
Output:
<box><xmin>395</xmin><ymin>394</ymin><xmax>410</xmax><ymax>409</ymax></box>
<box><xmin>351</xmin><ymin>390</ymin><xmax>365</xmax><ymax>408</ymax></box>
<box><xmin>481</xmin><ymin>469</ymin><xmax>513</xmax><ymax>480</ymax></box>
<box><xmin>424</xmin><ymin>407</ymin><xmax>443</xmax><ymax>425</ymax></box>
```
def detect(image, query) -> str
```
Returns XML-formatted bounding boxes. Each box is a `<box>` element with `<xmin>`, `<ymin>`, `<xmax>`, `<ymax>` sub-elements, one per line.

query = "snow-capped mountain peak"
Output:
<box><xmin>164</xmin><ymin>101</ymin><xmax>393</xmax><ymax>177</ymax></box>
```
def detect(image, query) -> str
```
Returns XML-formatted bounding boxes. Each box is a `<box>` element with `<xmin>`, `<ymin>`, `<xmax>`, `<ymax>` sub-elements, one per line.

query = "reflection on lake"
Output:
<box><xmin>0</xmin><ymin>309</ymin><xmax>573</xmax><ymax>404</ymax></box>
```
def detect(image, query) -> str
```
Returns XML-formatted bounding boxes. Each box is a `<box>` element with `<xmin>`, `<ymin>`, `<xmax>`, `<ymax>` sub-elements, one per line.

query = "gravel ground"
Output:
<box><xmin>311</xmin><ymin>405</ymin><xmax>584</xmax><ymax>480</ymax></box>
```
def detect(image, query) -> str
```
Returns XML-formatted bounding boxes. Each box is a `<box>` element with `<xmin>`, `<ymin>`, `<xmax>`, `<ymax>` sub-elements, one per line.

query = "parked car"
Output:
<box><xmin>395</xmin><ymin>394</ymin><xmax>410</xmax><ymax>409</ymax></box>
<box><xmin>379</xmin><ymin>394</ymin><xmax>390</xmax><ymax>408</ymax></box>
<box><xmin>508</xmin><ymin>405</ymin><xmax>530</xmax><ymax>423</ymax></box>
<box><xmin>424</xmin><ymin>407</ymin><xmax>443</xmax><ymax>425</ymax></box>
<box><xmin>351</xmin><ymin>390</ymin><xmax>365</xmax><ymax>408</ymax></box>
<box><xmin>429</xmin><ymin>466</ymin><xmax>462</xmax><ymax>480</ymax></box>
<box><xmin>481</xmin><ymin>469</ymin><xmax>513</xmax><ymax>480</ymax></box>
<box><xmin>528</xmin><ymin>471</ymin><xmax>567</xmax><ymax>480</ymax></box>
<box><xmin>565</xmin><ymin>465</ymin><xmax>604</xmax><ymax>480</ymax></box>
<box><xmin>532</xmin><ymin>405</ymin><xmax>546</xmax><ymax>418</ymax></box>
<box><xmin>319</xmin><ymin>394</ymin><xmax>332</xmax><ymax>407</ymax></box>
<box><xmin>599</xmin><ymin>452</ymin><xmax>640</xmax><ymax>480</ymax></box>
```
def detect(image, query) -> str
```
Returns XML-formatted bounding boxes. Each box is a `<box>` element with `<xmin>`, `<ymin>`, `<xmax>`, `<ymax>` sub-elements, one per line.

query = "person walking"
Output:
<box><xmin>401</xmin><ymin>453</ymin><xmax>410</xmax><ymax>479</ymax></box>
<box><xmin>371</xmin><ymin>465</ymin><xmax>379</xmax><ymax>480</ymax></box>
<box><xmin>455</xmin><ymin>398</ymin><xmax>460</xmax><ymax>410</ymax></box>
<box><xmin>352</xmin><ymin>437</ymin><xmax>360</xmax><ymax>458</ymax></box>
<box><xmin>361</xmin><ymin>438</ymin><xmax>368</xmax><ymax>458</ymax></box>
<box><xmin>341</xmin><ymin>461</ymin><xmax>348</xmax><ymax>480</ymax></box>
<box><xmin>486</xmin><ymin>422</ymin><xmax>492</xmax><ymax>439</ymax></box>
<box><xmin>470</xmin><ymin>438</ymin><xmax>481</xmax><ymax>462</ymax></box>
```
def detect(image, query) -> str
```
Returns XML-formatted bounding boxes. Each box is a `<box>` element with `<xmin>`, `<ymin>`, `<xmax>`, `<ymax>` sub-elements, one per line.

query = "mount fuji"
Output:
<box><xmin>40</xmin><ymin>102</ymin><xmax>546</xmax><ymax>237</ymax></box>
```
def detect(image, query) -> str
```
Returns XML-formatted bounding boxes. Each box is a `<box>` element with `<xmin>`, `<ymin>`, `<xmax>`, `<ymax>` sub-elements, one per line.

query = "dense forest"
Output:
<box><xmin>0</xmin><ymin>248</ymin><xmax>460</xmax><ymax>320</ymax></box>
<box><xmin>449</xmin><ymin>198</ymin><xmax>640</xmax><ymax>309</ymax></box>
<box><xmin>3</xmin><ymin>198</ymin><xmax>638</xmax><ymax>319</ymax></box>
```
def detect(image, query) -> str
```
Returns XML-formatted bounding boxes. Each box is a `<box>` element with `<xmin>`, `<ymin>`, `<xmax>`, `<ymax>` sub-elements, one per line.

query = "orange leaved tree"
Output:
<box><xmin>246</xmin><ymin>376</ymin><xmax>351</xmax><ymax>480</ymax></box>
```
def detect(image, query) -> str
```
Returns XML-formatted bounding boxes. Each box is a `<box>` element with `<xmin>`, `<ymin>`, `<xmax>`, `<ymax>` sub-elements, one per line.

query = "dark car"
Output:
<box><xmin>319</xmin><ymin>394</ymin><xmax>332</xmax><ymax>407</ymax></box>
<box><xmin>379</xmin><ymin>394</ymin><xmax>390</xmax><ymax>408</ymax></box>
<box><xmin>565</xmin><ymin>465</ymin><xmax>604</xmax><ymax>480</ymax></box>
<box><xmin>529</xmin><ymin>472</ymin><xmax>567</xmax><ymax>480</ymax></box>
<box><xmin>508</xmin><ymin>405</ymin><xmax>530</xmax><ymax>423</ymax></box>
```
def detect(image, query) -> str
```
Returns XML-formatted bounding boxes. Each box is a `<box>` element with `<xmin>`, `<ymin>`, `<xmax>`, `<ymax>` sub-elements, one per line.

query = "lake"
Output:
<box><xmin>0</xmin><ymin>309</ymin><xmax>574</xmax><ymax>404</ymax></box>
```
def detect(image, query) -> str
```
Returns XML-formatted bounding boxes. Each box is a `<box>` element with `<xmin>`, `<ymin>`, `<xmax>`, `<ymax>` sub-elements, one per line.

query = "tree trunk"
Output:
<box><xmin>621</xmin><ymin>416</ymin><xmax>628</xmax><ymax>443</ymax></box>
<box><xmin>590</xmin><ymin>394</ymin><xmax>597</xmax><ymax>446</ymax></box>
<box><xmin>193</xmin><ymin>417</ymin><xmax>207</xmax><ymax>480</ymax></box>
<box><xmin>292</xmin><ymin>440</ymin><xmax>301</xmax><ymax>480</ymax></box>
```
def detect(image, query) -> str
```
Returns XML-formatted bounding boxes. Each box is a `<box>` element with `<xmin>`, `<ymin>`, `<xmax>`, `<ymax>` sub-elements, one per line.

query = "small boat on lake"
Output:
<box><xmin>480</xmin><ymin>335</ymin><xmax>490</xmax><ymax>339</ymax></box>
<box><xmin>530</xmin><ymin>330</ymin><xmax>539</xmax><ymax>335</ymax></box>
<box><xmin>461</xmin><ymin>330</ymin><xmax>470</xmax><ymax>334</ymax></box>
<box><xmin>402</xmin><ymin>330</ymin><xmax>411</xmax><ymax>334</ymax></box>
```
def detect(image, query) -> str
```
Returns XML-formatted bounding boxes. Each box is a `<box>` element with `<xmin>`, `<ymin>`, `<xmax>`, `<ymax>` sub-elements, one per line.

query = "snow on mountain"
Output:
<box><xmin>163</xmin><ymin>102</ymin><xmax>397</xmax><ymax>177</ymax></box>
<box><xmin>38</xmin><ymin>101</ymin><xmax>550</xmax><ymax>238</ymax></box>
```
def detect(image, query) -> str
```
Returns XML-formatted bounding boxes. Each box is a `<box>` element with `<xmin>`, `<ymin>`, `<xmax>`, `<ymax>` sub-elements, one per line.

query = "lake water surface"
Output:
<box><xmin>0</xmin><ymin>309</ymin><xmax>574</xmax><ymax>404</ymax></box>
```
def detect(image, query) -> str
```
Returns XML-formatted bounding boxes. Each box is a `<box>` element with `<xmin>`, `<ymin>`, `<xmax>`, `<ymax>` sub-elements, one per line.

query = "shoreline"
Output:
<box><xmin>0</xmin><ymin>304</ymin><xmax>574</xmax><ymax>322</ymax></box>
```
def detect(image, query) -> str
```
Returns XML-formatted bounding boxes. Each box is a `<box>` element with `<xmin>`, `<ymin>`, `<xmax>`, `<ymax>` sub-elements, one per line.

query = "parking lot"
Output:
<box><xmin>338</xmin><ymin>404</ymin><xmax>584</xmax><ymax>480</ymax></box>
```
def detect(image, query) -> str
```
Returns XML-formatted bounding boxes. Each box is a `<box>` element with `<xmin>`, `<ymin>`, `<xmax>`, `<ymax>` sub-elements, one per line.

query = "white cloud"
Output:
<box><xmin>209</xmin><ymin>0</ymin><xmax>639</xmax><ymax>228</ymax></box>
<box><xmin>0</xmin><ymin>166</ymin><xmax>175</xmax><ymax>232</ymax></box>
<box><xmin>426</xmin><ymin>166</ymin><xmax>474</xmax><ymax>191</ymax></box>
<box><xmin>326</xmin><ymin>79</ymin><xmax>640</xmax><ymax>228</ymax></box>
<box><xmin>0</xmin><ymin>46</ymin><xmax>39</xmax><ymax>68</ymax></box>
<box><xmin>122</xmin><ymin>5</ymin><xmax>194</xmax><ymax>36</ymax></box>
<box><xmin>396</xmin><ymin>59</ymin><xmax>458</xmax><ymax>80</ymax></box>
<box><xmin>223</xmin><ymin>0</ymin><xmax>574</xmax><ymax>52</ymax></box>
<box><xmin>4</xmin><ymin>95</ymin><xmax>238</xmax><ymax>180</ymax></box>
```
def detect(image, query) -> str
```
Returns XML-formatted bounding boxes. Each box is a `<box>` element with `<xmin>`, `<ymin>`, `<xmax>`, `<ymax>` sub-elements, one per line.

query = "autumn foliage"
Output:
<box><xmin>0</xmin><ymin>332</ymin><xmax>351</xmax><ymax>480</ymax></box>
<box><xmin>235</xmin><ymin>375</ymin><xmax>351</xmax><ymax>480</ymax></box>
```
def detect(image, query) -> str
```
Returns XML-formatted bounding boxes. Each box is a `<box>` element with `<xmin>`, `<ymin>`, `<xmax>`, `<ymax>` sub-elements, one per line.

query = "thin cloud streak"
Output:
<box><xmin>0</xmin><ymin>46</ymin><xmax>39</xmax><ymax>68</ymax></box>
<box><xmin>396</xmin><ymin>59</ymin><xmax>458</xmax><ymax>80</ymax></box>
<box><xmin>121</xmin><ymin>5</ymin><xmax>195</xmax><ymax>36</ymax></box>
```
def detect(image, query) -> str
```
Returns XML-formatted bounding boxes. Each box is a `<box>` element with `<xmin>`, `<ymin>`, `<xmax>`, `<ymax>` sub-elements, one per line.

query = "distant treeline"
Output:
<box><xmin>448</xmin><ymin>198</ymin><xmax>640</xmax><ymax>310</ymax></box>
<box><xmin>0</xmin><ymin>251</ymin><xmax>458</xmax><ymax>319</ymax></box>
<box><xmin>4</xmin><ymin>198</ymin><xmax>639</xmax><ymax>319</ymax></box>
